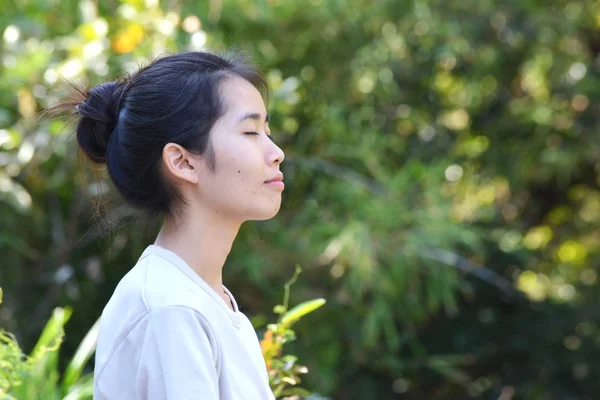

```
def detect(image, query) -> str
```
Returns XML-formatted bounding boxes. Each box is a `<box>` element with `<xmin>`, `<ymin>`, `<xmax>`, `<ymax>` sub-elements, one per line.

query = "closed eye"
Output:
<box><xmin>245</xmin><ymin>131</ymin><xmax>275</xmax><ymax>142</ymax></box>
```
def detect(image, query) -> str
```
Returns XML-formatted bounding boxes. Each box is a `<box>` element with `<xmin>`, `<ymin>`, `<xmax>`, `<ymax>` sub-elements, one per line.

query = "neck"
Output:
<box><xmin>154</xmin><ymin>207</ymin><xmax>241</xmax><ymax>297</ymax></box>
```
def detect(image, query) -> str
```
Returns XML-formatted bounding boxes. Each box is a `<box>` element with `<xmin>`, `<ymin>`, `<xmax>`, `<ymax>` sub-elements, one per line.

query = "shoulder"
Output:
<box><xmin>142</xmin><ymin>305</ymin><xmax>216</xmax><ymax>339</ymax></box>
<box><xmin>99</xmin><ymin>248</ymin><xmax>231</xmax><ymax>356</ymax></box>
<box><xmin>103</xmin><ymin>251</ymin><xmax>216</xmax><ymax>320</ymax></box>
<box><xmin>137</xmin><ymin>253</ymin><xmax>222</xmax><ymax>320</ymax></box>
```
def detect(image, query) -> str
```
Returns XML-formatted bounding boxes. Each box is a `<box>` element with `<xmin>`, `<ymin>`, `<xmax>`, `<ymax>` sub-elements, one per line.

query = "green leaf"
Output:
<box><xmin>62</xmin><ymin>318</ymin><xmax>99</xmax><ymax>393</ymax></box>
<box><xmin>63</xmin><ymin>373</ymin><xmax>94</xmax><ymax>400</ymax></box>
<box><xmin>30</xmin><ymin>307</ymin><xmax>71</xmax><ymax>360</ymax></box>
<box><xmin>28</xmin><ymin>306</ymin><xmax>72</xmax><ymax>382</ymax></box>
<box><xmin>280</xmin><ymin>298</ymin><xmax>326</xmax><ymax>326</ymax></box>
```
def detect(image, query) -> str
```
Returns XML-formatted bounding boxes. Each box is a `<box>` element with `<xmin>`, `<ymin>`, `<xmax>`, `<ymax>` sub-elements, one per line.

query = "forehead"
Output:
<box><xmin>219</xmin><ymin>76</ymin><xmax>266</xmax><ymax>119</ymax></box>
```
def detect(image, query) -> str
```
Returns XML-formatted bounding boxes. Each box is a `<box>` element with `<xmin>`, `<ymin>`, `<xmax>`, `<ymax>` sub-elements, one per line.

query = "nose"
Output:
<box><xmin>267</xmin><ymin>139</ymin><xmax>285</xmax><ymax>165</ymax></box>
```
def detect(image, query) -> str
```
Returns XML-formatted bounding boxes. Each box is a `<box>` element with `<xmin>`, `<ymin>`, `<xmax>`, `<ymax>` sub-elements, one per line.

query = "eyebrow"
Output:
<box><xmin>238</xmin><ymin>112</ymin><xmax>270</xmax><ymax>124</ymax></box>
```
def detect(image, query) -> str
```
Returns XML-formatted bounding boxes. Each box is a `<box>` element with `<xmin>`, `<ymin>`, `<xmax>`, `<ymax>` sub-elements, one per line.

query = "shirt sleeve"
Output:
<box><xmin>136</xmin><ymin>306</ymin><xmax>220</xmax><ymax>400</ymax></box>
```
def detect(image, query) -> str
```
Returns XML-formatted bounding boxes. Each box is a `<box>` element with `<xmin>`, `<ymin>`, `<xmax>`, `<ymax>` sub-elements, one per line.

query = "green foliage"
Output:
<box><xmin>0</xmin><ymin>292</ymin><xmax>94</xmax><ymax>400</ymax></box>
<box><xmin>260</xmin><ymin>267</ymin><xmax>326</xmax><ymax>399</ymax></box>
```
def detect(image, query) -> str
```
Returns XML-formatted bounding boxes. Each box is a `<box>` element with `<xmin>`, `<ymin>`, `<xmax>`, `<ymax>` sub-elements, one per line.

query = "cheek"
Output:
<box><xmin>210</xmin><ymin>137</ymin><xmax>267</xmax><ymax>198</ymax></box>
<box><xmin>222</xmin><ymin>149</ymin><xmax>262</xmax><ymax>185</ymax></box>
<box><xmin>217</xmin><ymin>156</ymin><xmax>261</xmax><ymax>199</ymax></box>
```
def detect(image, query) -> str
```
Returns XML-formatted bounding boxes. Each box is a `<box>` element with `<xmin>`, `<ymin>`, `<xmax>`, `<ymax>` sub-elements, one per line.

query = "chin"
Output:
<box><xmin>249</xmin><ymin>204</ymin><xmax>281</xmax><ymax>221</ymax></box>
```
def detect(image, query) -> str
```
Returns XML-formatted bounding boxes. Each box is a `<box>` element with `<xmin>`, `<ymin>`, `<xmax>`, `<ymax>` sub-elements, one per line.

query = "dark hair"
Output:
<box><xmin>53</xmin><ymin>51</ymin><xmax>267</xmax><ymax>218</ymax></box>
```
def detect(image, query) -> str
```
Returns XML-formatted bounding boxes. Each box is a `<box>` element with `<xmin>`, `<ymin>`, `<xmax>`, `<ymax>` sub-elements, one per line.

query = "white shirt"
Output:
<box><xmin>93</xmin><ymin>245</ymin><xmax>275</xmax><ymax>400</ymax></box>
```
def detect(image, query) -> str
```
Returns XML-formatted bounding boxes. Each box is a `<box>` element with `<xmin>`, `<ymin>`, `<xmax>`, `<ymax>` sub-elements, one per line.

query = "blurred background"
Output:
<box><xmin>1</xmin><ymin>0</ymin><xmax>600</xmax><ymax>399</ymax></box>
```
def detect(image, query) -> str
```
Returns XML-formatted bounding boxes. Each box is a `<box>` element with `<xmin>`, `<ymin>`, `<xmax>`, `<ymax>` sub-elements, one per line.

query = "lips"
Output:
<box><xmin>264</xmin><ymin>172</ymin><xmax>285</xmax><ymax>191</ymax></box>
<box><xmin>264</xmin><ymin>173</ymin><xmax>284</xmax><ymax>183</ymax></box>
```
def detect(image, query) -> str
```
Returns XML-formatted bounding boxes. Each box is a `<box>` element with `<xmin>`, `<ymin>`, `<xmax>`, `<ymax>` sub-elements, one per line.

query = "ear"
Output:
<box><xmin>161</xmin><ymin>143</ymin><xmax>200</xmax><ymax>184</ymax></box>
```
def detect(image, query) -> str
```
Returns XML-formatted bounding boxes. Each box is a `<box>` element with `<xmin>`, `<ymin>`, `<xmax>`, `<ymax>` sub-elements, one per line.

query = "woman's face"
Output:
<box><xmin>195</xmin><ymin>75</ymin><xmax>285</xmax><ymax>222</ymax></box>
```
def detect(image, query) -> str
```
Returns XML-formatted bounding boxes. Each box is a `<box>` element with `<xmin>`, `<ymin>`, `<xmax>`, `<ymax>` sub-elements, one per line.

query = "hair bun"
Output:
<box><xmin>76</xmin><ymin>81</ymin><xmax>125</xmax><ymax>164</ymax></box>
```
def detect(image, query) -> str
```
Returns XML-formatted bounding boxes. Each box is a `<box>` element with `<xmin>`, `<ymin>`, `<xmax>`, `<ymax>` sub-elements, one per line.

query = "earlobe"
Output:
<box><xmin>162</xmin><ymin>143</ymin><xmax>199</xmax><ymax>184</ymax></box>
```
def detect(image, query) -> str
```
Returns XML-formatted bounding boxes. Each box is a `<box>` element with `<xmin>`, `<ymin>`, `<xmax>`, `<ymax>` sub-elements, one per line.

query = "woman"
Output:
<box><xmin>61</xmin><ymin>51</ymin><xmax>284</xmax><ymax>399</ymax></box>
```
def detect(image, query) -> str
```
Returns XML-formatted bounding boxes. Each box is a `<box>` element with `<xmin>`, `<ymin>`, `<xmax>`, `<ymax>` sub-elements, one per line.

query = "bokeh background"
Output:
<box><xmin>1</xmin><ymin>0</ymin><xmax>600</xmax><ymax>398</ymax></box>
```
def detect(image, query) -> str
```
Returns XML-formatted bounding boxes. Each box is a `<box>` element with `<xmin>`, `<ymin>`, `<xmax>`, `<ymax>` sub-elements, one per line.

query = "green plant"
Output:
<box><xmin>260</xmin><ymin>267</ymin><xmax>326</xmax><ymax>399</ymax></box>
<box><xmin>0</xmin><ymin>287</ymin><xmax>97</xmax><ymax>400</ymax></box>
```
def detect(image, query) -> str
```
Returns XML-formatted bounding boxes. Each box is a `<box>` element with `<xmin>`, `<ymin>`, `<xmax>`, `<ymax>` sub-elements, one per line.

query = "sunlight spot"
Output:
<box><xmin>445</xmin><ymin>164</ymin><xmax>463</xmax><ymax>182</ymax></box>
<box><xmin>392</xmin><ymin>378</ymin><xmax>410</xmax><ymax>394</ymax></box>
<box><xmin>555</xmin><ymin>284</ymin><xmax>576</xmax><ymax>302</ymax></box>
<box><xmin>357</xmin><ymin>72</ymin><xmax>376</xmax><ymax>93</ymax></box>
<box><xmin>17</xmin><ymin>141</ymin><xmax>34</xmax><ymax>164</ymax></box>
<box><xmin>564</xmin><ymin>335</ymin><xmax>581</xmax><ymax>351</ymax></box>
<box><xmin>190</xmin><ymin>31</ymin><xmax>207</xmax><ymax>49</ymax></box>
<box><xmin>419</xmin><ymin>125</ymin><xmax>435</xmax><ymax>141</ymax></box>
<box><xmin>0</xmin><ymin>130</ymin><xmax>9</xmax><ymax>147</ymax></box>
<box><xmin>183</xmin><ymin>15</ymin><xmax>201</xmax><ymax>33</ymax></box>
<box><xmin>517</xmin><ymin>271</ymin><xmax>547</xmax><ymax>301</ymax></box>
<box><xmin>442</xmin><ymin>109</ymin><xmax>470</xmax><ymax>130</ymax></box>
<box><xmin>44</xmin><ymin>69</ymin><xmax>58</xmax><ymax>84</ymax></box>
<box><xmin>568</xmin><ymin>62</ymin><xmax>586</xmax><ymax>81</ymax></box>
<box><xmin>59</xmin><ymin>59</ymin><xmax>84</xmax><ymax>78</ymax></box>
<box><xmin>158</xmin><ymin>18</ymin><xmax>175</xmax><ymax>36</ymax></box>
<box><xmin>558</xmin><ymin>240</ymin><xmax>587</xmax><ymax>263</ymax></box>
<box><xmin>3</xmin><ymin>25</ymin><xmax>20</xmax><ymax>43</ymax></box>
<box><xmin>523</xmin><ymin>226</ymin><xmax>553</xmax><ymax>250</ymax></box>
